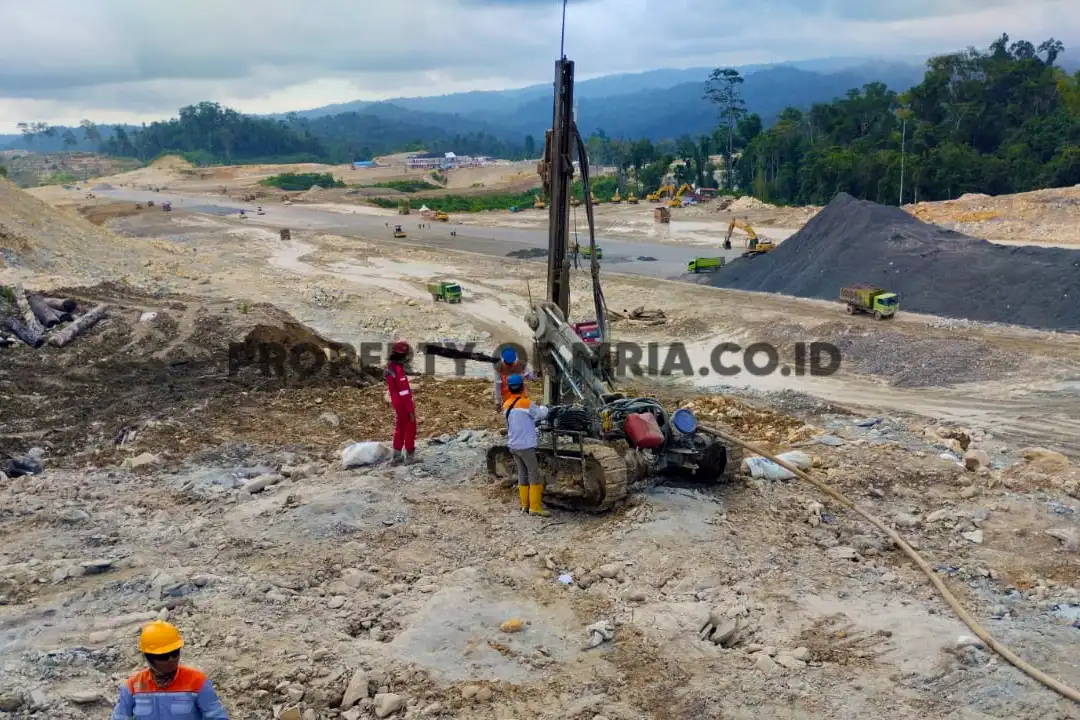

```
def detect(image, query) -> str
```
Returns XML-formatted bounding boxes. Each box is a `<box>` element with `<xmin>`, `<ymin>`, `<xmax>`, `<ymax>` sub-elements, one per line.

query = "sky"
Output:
<box><xmin>1</xmin><ymin>0</ymin><xmax>1078</xmax><ymax>133</ymax></box>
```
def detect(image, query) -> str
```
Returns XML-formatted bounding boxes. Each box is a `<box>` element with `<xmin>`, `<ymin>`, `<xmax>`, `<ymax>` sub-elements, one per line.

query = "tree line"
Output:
<box><xmin>554</xmin><ymin>34</ymin><xmax>1079</xmax><ymax>205</ymax></box>
<box><xmin>15</xmin><ymin>33</ymin><xmax>1079</xmax><ymax>205</ymax></box>
<box><xmin>725</xmin><ymin>35</ymin><xmax>1078</xmax><ymax>204</ymax></box>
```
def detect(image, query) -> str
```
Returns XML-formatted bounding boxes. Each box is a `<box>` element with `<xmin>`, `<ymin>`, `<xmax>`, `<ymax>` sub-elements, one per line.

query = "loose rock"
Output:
<box><xmin>374</xmin><ymin>692</ymin><xmax>405</xmax><ymax>718</ymax></box>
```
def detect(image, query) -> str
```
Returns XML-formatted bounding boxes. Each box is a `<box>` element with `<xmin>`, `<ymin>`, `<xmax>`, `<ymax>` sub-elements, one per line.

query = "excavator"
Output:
<box><xmin>483</xmin><ymin>53</ymin><xmax>740</xmax><ymax>512</ymax></box>
<box><xmin>647</xmin><ymin>184</ymin><xmax>674</xmax><ymax>203</ymax></box>
<box><xmin>668</xmin><ymin>183</ymin><xmax>693</xmax><ymax>208</ymax></box>
<box><xmin>724</xmin><ymin>218</ymin><xmax>775</xmax><ymax>256</ymax></box>
<box><xmin>627</xmin><ymin>191</ymin><xmax>639</xmax><ymax>204</ymax></box>
<box><xmin>611</xmin><ymin>189</ymin><xmax>621</xmax><ymax>203</ymax></box>
<box><xmin>534</xmin><ymin>194</ymin><xmax>547</xmax><ymax>209</ymax></box>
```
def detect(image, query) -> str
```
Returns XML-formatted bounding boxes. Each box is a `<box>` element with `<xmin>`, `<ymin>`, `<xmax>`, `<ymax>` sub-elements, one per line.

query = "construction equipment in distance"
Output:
<box><xmin>654</xmin><ymin>206</ymin><xmax>670</xmax><ymax>223</ymax></box>
<box><xmin>571</xmin><ymin>195</ymin><xmax>581</xmax><ymax>207</ymax></box>
<box><xmin>627</xmin><ymin>192</ymin><xmax>639</xmax><ymax>204</ymax></box>
<box><xmin>433</xmin><ymin>210</ymin><xmax>449</xmax><ymax>221</ymax></box>
<box><xmin>581</xmin><ymin>245</ymin><xmax>602</xmax><ymax>260</ymax></box>
<box><xmin>668</xmin><ymin>183</ymin><xmax>693</xmax><ymax>208</ymax></box>
<box><xmin>687</xmin><ymin>256</ymin><xmax>724</xmax><ymax>273</ymax></box>
<box><xmin>428</xmin><ymin>280</ymin><xmax>462</xmax><ymax>303</ymax></box>
<box><xmin>485</xmin><ymin>53</ymin><xmax>740</xmax><ymax>513</ymax></box>
<box><xmin>841</xmin><ymin>285</ymin><xmax>898</xmax><ymax>320</ymax></box>
<box><xmin>647</xmin><ymin>184</ymin><xmax>674</xmax><ymax>202</ymax></box>
<box><xmin>393</xmin><ymin>225</ymin><xmax>406</xmax><ymax>238</ymax></box>
<box><xmin>725</xmin><ymin>218</ymin><xmax>775</xmax><ymax>256</ymax></box>
<box><xmin>398</xmin><ymin>200</ymin><xmax>410</xmax><ymax>215</ymax></box>
<box><xmin>590</xmin><ymin>191</ymin><xmax>599</xmax><ymax>205</ymax></box>
<box><xmin>611</xmin><ymin>189</ymin><xmax>621</xmax><ymax>203</ymax></box>
<box><xmin>534</xmin><ymin>194</ymin><xmax>547</xmax><ymax>209</ymax></box>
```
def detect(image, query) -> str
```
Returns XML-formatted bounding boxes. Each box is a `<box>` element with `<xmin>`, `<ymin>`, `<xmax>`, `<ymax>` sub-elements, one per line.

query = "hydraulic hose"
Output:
<box><xmin>699</xmin><ymin>423</ymin><xmax>1080</xmax><ymax>705</ymax></box>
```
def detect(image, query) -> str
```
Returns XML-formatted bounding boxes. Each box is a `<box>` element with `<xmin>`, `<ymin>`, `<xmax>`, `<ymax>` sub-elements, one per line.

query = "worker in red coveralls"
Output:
<box><xmin>384</xmin><ymin>340</ymin><xmax>418</xmax><ymax>465</ymax></box>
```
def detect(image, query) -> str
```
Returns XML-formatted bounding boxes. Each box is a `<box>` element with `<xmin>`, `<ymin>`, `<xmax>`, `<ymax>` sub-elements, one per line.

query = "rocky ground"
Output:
<box><xmin>3</xmin><ymin>175</ymin><xmax>1080</xmax><ymax>718</ymax></box>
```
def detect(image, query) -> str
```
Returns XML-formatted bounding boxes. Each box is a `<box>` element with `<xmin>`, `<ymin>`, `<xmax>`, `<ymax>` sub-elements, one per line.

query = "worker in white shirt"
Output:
<box><xmin>499</xmin><ymin>373</ymin><xmax>550</xmax><ymax>516</ymax></box>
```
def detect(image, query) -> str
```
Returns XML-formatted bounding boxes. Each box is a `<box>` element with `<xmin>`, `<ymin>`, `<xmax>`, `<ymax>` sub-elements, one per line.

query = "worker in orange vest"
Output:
<box><xmin>110</xmin><ymin>621</ymin><xmax>229</xmax><ymax>719</ymax></box>
<box><xmin>493</xmin><ymin>346</ymin><xmax>537</xmax><ymax>410</ymax></box>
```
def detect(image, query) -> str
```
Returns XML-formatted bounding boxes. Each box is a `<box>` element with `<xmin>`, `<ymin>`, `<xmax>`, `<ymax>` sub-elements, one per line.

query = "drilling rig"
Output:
<box><xmin>484</xmin><ymin>52</ymin><xmax>740</xmax><ymax>512</ymax></box>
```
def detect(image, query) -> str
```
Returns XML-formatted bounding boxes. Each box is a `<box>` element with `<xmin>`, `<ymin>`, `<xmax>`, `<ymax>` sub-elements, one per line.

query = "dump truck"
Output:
<box><xmin>433</xmin><ymin>210</ymin><xmax>449</xmax><ymax>222</ymax></box>
<box><xmin>687</xmin><ymin>257</ymin><xmax>724</xmax><ymax>273</ymax></box>
<box><xmin>428</xmin><ymin>280</ymin><xmax>462</xmax><ymax>303</ymax></box>
<box><xmin>840</xmin><ymin>285</ymin><xmax>898</xmax><ymax>320</ymax></box>
<box><xmin>581</xmin><ymin>245</ymin><xmax>603</xmax><ymax>260</ymax></box>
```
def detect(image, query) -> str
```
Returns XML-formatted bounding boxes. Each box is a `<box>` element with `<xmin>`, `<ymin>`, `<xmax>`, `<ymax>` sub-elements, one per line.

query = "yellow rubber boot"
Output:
<box><xmin>517</xmin><ymin>485</ymin><xmax>530</xmax><ymax>513</ymax></box>
<box><xmin>528</xmin><ymin>484</ymin><xmax>549</xmax><ymax>516</ymax></box>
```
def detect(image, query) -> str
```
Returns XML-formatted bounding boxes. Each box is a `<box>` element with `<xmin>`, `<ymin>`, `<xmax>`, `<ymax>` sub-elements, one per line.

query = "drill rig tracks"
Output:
<box><xmin>486</xmin><ymin>439</ymin><xmax>629</xmax><ymax>513</ymax></box>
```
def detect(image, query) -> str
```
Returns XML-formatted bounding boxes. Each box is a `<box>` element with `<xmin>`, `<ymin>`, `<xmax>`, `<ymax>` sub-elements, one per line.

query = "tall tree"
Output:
<box><xmin>704</xmin><ymin>68</ymin><xmax>747</xmax><ymax>189</ymax></box>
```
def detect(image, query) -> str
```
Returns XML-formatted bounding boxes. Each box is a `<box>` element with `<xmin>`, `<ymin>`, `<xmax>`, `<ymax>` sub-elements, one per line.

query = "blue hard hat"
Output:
<box><xmin>507</xmin><ymin>373</ymin><xmax>524</xmax><ymax>390</ymax></box>
<box><xmin>501</xmin><ymin>347</ymin><xmax>517</xmax><ymax>365</ymax></box>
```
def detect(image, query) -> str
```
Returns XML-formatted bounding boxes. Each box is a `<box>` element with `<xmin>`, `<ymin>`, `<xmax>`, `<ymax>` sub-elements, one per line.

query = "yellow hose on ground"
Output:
<box><xmin>700</xmin><ymin>423</ymin><xmax>1080</xmax><ymax>705</ymax></box>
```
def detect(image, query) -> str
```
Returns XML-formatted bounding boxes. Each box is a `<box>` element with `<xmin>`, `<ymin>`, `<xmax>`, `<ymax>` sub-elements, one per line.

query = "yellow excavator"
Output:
<box><xmin>647</xmin><ymin>184</ymin><xmax>675</xmax><ymax>202</ymax></box>
<box><xmin>571</xmin><ymin>195</ymin><xmax>581</xmax><ymax>207</ymax></box>
<box><xmin>534</xmin><ymin>194</ymin><xmax>546</xmax><ymax>209</ymax></box>
<box><xmin>434</xmin><ymin>210</ymin><xmax>449</xmax><ymax>221</ymax></box>
<box><xmin>668</xmin><ymin>183</ymin><xmax>693</xmax><ymax>208</ymax></box>
<box><xmin>611</xmin><ymin>189</ymin><xmax>621</xmax><ymax>203</ymax></box>
<box><xmin>590</xmin><ymin>191</ymin><xmax>599</xmax><ymax>205</ymax></box>
<box><xmin>725</xmin><ymin>219</ymin><xmax>775</xmax><ymax>256</ymax></box>
<box><xmin>627</xmin><ymin>192</ymin><xmax>638</xmax><ymax>204</ymax></box>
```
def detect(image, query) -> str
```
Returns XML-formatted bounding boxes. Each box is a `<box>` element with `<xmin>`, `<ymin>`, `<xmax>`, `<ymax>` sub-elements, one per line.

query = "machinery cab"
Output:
<box><xmin>872</xmin><ymin>292</ymin><xmax>898</xmax><ymax>316</ymax></box>
<box><xmin>572</xmin><ymin>321</ymin><xmax>601</xmax><ymax>346</ymax></box>
<box><xmin>393</xmin><ymin>224</ymin><xmax>406</xmax><ymax>238</ymax></box>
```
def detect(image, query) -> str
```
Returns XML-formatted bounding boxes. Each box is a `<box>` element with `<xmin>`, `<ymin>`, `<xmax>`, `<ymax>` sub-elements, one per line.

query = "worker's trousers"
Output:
<box><xmin>511</xmin><ymin>447</ymin><xmax>540</xmax><ymax>486</ymax></box>
<box><xmin>393</xmin><ymin>411</ymin><xmax>416</xmax><ymax>453</ymax></box>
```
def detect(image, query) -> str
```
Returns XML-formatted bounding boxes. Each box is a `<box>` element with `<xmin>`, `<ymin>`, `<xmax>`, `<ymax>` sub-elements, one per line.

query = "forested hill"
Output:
<box><xmin>733</xmin><ymin>35</ymin><xmax>1080</xmax><ymax>205</ymax></box>
<box><xmin>6</xmin><ymin>34</ymin><xmax>1077</xmax><ymax>206</ymax></box>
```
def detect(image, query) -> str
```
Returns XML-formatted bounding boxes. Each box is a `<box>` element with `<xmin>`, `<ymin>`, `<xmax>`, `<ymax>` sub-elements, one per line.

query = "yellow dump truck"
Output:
<box><xmin>433</xmin><ymin>210</ymin><xmax>449</xmax><ymax>221</ymax></box>
<box><xmin>840</xmin><ymin>285</ymin><xmax>898</xmax><ymax>319</ymax></box>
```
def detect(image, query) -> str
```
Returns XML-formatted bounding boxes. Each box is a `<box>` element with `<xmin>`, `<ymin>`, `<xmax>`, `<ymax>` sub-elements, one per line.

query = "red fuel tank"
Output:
<box><xmin>624</xmin><ymin>412</ymin><xmax>664</xmax><ymax>450</ymax></box>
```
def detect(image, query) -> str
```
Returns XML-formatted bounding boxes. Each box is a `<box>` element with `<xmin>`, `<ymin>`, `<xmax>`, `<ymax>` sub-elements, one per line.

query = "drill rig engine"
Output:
<box><xmin>485</xmin><ymin>53</ymin><xmax>740</xmax><ymax>513</ymax></box>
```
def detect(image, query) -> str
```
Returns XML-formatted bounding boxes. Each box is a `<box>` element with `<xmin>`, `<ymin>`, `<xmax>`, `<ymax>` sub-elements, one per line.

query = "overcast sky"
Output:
<box><xmin>1</xmin><ymin>0</ymin><xmax>1077</xmax><ymax>133</ymax></box>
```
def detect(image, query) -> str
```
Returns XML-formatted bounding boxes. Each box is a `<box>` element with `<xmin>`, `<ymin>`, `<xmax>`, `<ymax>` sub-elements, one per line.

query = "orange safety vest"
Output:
<box><xmin>496</xmin><ymin>361</ymin><xmax>528</xmax><ymax>404</ymax></box>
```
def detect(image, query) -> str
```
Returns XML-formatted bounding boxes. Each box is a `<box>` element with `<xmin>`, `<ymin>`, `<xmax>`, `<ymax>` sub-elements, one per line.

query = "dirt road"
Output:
<box><xmin>95</xmin><ymin>188</ymin><xmax>751</xmax><ymax>279</ymax></box>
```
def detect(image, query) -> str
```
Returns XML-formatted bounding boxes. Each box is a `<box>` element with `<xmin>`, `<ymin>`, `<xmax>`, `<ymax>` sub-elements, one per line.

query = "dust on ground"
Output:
<box><xmin>2</xmin><ymin>178</ymin><xmax>1080</xmax><ymax>719</ymax></box>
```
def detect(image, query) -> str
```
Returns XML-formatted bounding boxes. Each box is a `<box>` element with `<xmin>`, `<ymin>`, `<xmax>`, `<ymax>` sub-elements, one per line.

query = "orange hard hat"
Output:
<box><xmin>139</xmin><ymin>620</ymin><xmax>184</xmax><ymax>655</ymax></box>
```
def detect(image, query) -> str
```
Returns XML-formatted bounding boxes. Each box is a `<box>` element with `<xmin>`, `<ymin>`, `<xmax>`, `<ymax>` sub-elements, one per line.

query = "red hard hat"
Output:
<box><xmin>391</xmin><ymin>340</ymin><xmax>410</xmax><ymax>355</ymax></box>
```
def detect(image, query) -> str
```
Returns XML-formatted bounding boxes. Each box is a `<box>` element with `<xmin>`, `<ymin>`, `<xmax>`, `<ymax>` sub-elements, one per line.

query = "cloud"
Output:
<box><xmin>0</xmin><ymin>0</ymin><xmax>1076</xmax><ymax>131</ymax></box>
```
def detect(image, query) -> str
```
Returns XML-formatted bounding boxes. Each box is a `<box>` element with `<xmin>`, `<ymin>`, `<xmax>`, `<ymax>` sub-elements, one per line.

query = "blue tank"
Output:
<box><xmin>671</xmin><ymin>408</ymin><xmax>698</xmax><ymax>434</ymax></box>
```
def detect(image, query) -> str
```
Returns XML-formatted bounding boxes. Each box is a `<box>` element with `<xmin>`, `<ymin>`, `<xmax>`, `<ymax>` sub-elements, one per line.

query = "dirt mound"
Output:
<box><xmin>0</xmin><ymin>178</ymin><xmax>150</xmax><ymax>277</ymax></box>
<box><xmin>707</xmin><ymin>193</ymin><xmax>1080</xmax><ymax>332</ymax></box>
<box><xmin>0</xmin><ymin>283</ymin><xmax>380</xmax><ymax>461</ymax></box>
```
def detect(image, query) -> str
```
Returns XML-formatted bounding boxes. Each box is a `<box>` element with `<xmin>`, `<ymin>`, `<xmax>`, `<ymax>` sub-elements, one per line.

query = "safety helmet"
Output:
<box><xmin>391</xmin><ymin>340</ymin><xmax>410</xmax><ymax>356</ymax></box>
<box><xmin>500</xmin><ymin>347</ymin><xmax>517</xmax><ymax>365</ymax></box>
<box><xmin>139</xmin><ymin>620</ymin><xmax>184</xmax><ymax>655</ymax></box>
<box><xmin>507</xmin><ymin>373</ymin><xmax>524</xmax><ymax>391</ymax></box>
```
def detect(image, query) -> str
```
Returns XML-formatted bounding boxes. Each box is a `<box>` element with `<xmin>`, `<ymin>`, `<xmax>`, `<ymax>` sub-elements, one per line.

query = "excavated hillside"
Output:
<box><xmin>0</xmin><ymin>178</ymin><xmax>154</xmax><ymax>279</ymax></box>
<box><xmin>708</xmin><ymin>193</ymin><xmax>1080</xmax><ymax>331</ymax></box>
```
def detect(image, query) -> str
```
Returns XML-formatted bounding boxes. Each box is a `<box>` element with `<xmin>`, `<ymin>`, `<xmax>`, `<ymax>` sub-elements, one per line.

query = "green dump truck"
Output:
<box><xmin>428</xmin><ymin>280</ymin><xmax>462</xmax><ymax>303</ymax></box>
<box><xmin>840</xmin><ymin>285</ymin><xmax>898</xmax><ymax>319</ymax></box>
<box><xmin>687</xmin><ymin>256</ymin><xmax>725</xmax><ymax>273</ymax></box>
<box><xmin>580</xmin><ymin>245</ymin><xmax>603</xmax><ymax>260</ymax></box>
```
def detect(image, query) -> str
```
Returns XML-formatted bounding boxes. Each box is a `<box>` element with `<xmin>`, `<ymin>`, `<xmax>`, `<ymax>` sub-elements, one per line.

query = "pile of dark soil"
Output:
<box><xmin>0</xmin><ymin>283</ymin><xmax>376</xmax><ymax>462</ymax></box>
<box><xmin>706</xmin><ymin>193</ymin><xmax>1080</xmax><ymax>332</ymax></box>
<box><xmin>507</xmin><ymin>247</ymin><xmax>547</xmax><ymax>259</ymax></box>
